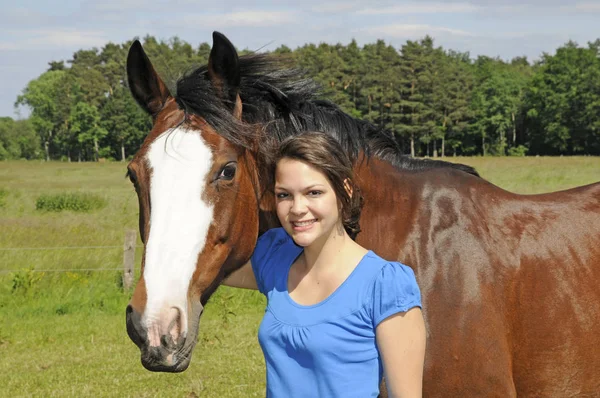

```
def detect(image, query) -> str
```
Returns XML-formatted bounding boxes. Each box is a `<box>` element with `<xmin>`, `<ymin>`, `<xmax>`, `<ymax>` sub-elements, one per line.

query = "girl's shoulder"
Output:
<box><xmin>359</xmin><ymin>251</ymin><xmax>418</xmax><ymax>286</ymax></box>
<box><xmin>360</xmin><ymin>253</ymin><xmax>422</xmax><ymax>327</ymax></box>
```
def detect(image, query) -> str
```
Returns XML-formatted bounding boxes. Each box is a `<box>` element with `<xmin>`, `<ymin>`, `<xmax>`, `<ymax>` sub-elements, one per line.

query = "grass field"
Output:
<box><xmin>1</xmin><ymin>157</ymin><xmax>599</xmax><ymax>397</ymax></box>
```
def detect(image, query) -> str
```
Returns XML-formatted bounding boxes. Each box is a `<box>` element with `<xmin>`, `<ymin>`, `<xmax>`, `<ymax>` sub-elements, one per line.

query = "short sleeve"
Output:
<box><xmin>251</xmin><ymin>228</ymin><xmax>293</xmax><ymax>295</ymax></box>
<box><xmin>371</xmin><ymin>262</ymin><xmax>422</xmax><ymax>328</ymax></box>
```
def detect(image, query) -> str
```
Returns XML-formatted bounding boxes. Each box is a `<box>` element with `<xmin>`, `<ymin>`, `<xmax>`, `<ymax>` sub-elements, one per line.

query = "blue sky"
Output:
<box><xmin>2</xmin><ymin>0</ymin><xmax>599</xmax><ymax>118</ymax></box>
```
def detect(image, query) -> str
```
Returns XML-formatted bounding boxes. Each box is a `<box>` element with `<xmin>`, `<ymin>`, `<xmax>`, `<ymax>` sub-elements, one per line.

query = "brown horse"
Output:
<box><xmin>124</xmin><ymin>32</ymin><xmax>600</xmax><ymax>396</ymax></box>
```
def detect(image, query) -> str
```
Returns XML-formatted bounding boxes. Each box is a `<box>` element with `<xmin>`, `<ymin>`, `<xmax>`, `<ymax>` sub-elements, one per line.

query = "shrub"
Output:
<box><xmin>35</xmin><ymin>192</ymin><xmax>106</xmax><ymax>212</ymax></box>
<box><xmin>508</xmin><ymin>145</ymin><xmax>529</xmax><ymax>157</ymax></box>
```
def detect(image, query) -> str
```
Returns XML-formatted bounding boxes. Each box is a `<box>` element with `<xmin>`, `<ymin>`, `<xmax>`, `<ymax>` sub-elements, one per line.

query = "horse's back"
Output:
<box><xmin>503</xmin><ymin>182</ymin><xmax>600</xmax><ymax>396</ymax></box>
<box><xmin>425</xmin><ymin>175</ymin><xmax>600</xmax><ymax>396</ymax></box>
<box><xmin>358</xmin><ymin>164</ymin><xmax>600</xmax><ymax>396</ymax></box>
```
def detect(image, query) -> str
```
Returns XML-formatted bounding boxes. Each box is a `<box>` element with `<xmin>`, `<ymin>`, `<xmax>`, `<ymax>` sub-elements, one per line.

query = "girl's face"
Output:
<box><xmin>274</xmin><ymin>158</ymin><xmax>342</xmax><ymax>248</ymax></box>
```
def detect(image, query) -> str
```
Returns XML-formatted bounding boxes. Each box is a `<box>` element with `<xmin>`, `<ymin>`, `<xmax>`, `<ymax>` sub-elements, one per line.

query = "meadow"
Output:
<box><xmin>1</xmin><ymin>157</ymin><xmax>599</xmax><ymax>397</ymax></box>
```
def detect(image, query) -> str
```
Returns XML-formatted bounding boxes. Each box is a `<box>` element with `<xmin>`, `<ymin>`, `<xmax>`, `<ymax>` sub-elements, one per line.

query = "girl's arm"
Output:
<box><xmin>376</xmin><ymin>307</ymin><xmax>427</xmax><ymax>398</ymax></box>
<box><xmin>222</xmin><ymin>261</ymin><xmax>259</xmax><ymax>290</ymax></box>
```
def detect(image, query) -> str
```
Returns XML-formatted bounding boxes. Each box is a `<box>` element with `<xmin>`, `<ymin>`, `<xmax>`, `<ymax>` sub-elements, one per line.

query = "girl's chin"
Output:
<box><xmin>287</xmin><ymin>229</ymin><xmax>316</xmax><ymax>246</ymax></box>
<box><xmin>292</xmin><ymin>235</ymin><xmax>313</xmax><ymax>246</ymax></box>
<box><xmin>290</xmin><ymin>230</ymin><xmax>314</xmax><ymax>241</ymax></box>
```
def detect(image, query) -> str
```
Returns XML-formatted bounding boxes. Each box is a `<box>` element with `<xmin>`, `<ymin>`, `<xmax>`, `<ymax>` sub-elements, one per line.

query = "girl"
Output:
<box><xmin>225</xmin><ymin>132</ymin><xmax>426</xmax><ymax>398</ymax></box>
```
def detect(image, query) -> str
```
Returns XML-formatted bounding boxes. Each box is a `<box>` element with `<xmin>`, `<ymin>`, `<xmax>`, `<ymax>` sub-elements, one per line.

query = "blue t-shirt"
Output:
<box><xmin>251</xmin><ymin>228</ymin><xmax>421</xmax><ymax>398</ymax></box>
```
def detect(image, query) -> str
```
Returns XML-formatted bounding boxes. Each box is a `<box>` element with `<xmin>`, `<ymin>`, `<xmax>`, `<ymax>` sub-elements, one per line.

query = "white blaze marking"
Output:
<box><xmin>143</xmin><ymin>127</ymin><xmax>214</xmax><ymax>335</ymax></box>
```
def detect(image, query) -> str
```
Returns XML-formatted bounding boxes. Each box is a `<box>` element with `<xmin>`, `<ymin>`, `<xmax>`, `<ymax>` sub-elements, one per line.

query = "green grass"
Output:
<box><xmin>0</xmin><ymin>157</ymin><xmax>598</xmax><ymax>397</ymax></box>
<box><xmin>0</xmin><ymin>188</ymin><xmax>7</xmax><ymax>208</ymax></box>
<box><xmin>0</xmin><ymin>274</ymin><xmax>266</xmax><ymax>397</ymax></box>
<box><xmin>447</xmin><ymin>156</ymin><xmax>600</xmax><ymax>194</ymax></box>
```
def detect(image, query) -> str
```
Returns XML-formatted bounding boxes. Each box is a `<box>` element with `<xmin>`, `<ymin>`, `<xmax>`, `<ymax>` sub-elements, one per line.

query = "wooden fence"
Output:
<box><xmin>0</xmin><ymin>228</ymin><xmax>139</xmax><ymax>289</ymax></box>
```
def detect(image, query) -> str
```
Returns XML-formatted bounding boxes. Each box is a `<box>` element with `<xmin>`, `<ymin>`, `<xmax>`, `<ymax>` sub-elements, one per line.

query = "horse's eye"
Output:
<box><xmin>126</xmin><ymin>169</ymin><xmax>137</xmax><ymax>184</ymax></box>
<box><xmin>218</xmin><ymin>163</ymin><xmax>237</xmax><ymax>181</ymax></box>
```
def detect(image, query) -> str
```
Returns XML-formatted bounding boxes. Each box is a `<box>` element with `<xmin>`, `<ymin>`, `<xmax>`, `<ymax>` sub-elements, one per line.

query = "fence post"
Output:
<box><xmin>123</xmin><ymin>229</ymin><xmax>136</xmax><ymax>290</ymax></box>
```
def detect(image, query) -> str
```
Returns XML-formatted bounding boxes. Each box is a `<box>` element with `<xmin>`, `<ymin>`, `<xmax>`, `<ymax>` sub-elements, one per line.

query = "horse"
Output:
<box><xmin>124</xmin><ymin>32</ymin><xmax>600</xmax><ymax>396</ymax></box>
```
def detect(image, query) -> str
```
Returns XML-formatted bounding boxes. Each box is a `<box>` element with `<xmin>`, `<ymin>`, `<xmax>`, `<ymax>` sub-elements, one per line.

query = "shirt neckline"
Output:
<box><xmin>283</xmin><ymin>249</ymin><xmax>373</xmax><ymax>310</ymax></box>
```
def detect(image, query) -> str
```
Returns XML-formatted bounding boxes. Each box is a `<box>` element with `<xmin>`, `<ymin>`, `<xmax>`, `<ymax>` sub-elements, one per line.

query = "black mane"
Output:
<box><xmin>175</xmin><ymin>54</ymin><xmax>479</xmax><ymax>177</ymax></box>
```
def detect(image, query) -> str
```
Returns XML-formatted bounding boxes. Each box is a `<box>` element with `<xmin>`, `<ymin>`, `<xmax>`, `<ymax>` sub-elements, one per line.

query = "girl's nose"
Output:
<box><xmin>290</xmin><ymin>196</ymin><xmax>308</xmax><ymax>215</ymax></box>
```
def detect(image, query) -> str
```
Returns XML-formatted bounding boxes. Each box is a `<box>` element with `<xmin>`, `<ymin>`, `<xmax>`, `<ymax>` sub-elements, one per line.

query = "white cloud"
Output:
<box><xmin>90</xmin><ymin>0</ymin><xmax>148</xmax><ymax>12</ymax></box>
<box><xmin>355</xmin><ymin>2</ymin><xmax>600</xmax><ymax>17</ymax></box>
<box><xmin>357</xmin><ymin>2</ymin><xmax>480</xmax><ymax>15</ymax></box>
<box><xmin>183</xmin><ymin>10</ymin><xmax>298</xmax><ymax>28</ymax></box>
<box><xmin>574</xmin><ymin>2</ymin><xmax>600</xmax><ymax>12</ymax></box>
<box><xmin>0</xmin><ymin>43</ymin><xmax>18</xmax><ymax>51</ymax></box>
<box><xmin>487</xmin><ymin>2</ymin><xmax>600</xmax><ymax>15</ymax></box>
<box><xmin>0</xmin><ymin>29</ymin><xmax>109</xmax><ymax>51</ymax></box>
<box><xmin>362</xmin><ymin>24</ymin><xmax>473</xmax><ymax>39</ymax></box>
<box><xmin>311</xmin><ymin>1</ymin><xmax>364</xmax><ymax>13</ymax></box>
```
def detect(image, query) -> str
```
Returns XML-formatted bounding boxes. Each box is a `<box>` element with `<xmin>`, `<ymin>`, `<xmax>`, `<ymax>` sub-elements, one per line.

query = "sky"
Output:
<box><xmin>2</xmin><ymin>0</ymin><xmax>600</xmax><ymax>118</ymax></box>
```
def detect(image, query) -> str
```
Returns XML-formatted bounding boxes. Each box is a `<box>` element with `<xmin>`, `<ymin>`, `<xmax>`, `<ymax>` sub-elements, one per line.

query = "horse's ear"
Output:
<box><xmin>209</xmin><ymin>32</ymin><xmax>242</xmax><ymax>119</ymax></box>
<box><xmin>127</xmin><ymin>40</ymin><xmax>171</xmax><ymax>117</ymax></box>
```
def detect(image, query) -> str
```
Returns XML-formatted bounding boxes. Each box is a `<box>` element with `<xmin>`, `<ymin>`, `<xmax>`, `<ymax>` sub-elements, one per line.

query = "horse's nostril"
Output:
<box><xmin>165</xmin><ymin>307</ymin><xmax>183</xmax><ymax>346</ymax></box>
<box><xmin>126</xmin><ymin>304</ymin><xmax>146</xmax><ymax>348</ymax></box>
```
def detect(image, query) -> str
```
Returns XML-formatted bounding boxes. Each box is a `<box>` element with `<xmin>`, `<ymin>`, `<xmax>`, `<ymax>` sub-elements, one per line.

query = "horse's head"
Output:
<box><xmin>124</xmin><ymin>32</ymin><xmax>262</xmax><ymax>372</ymax></box>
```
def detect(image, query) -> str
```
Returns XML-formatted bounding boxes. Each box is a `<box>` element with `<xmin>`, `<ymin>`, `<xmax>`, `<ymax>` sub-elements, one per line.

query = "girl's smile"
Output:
<box><xmin>291</xmin><ymin>218</ymin><xmax>317</xmax><ymax>232</ymax></box>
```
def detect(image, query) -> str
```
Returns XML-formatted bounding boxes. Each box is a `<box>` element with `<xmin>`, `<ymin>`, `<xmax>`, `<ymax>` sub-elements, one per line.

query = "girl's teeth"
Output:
<box><xmin>294</xmin><ymin>220</ymin><xmax>314</xmax><ymax>226</ymax></box>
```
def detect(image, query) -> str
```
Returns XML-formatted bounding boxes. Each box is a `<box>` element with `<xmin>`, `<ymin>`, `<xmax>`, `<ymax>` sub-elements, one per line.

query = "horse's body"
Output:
<box><xmin>124</xmin><ymin>32</ymin><xmax>600</xmax><ymax>396</ymax></box>
<box><xmin>356</xmin><ymin>158</ymin><xmax>600</xmax><ymax>396</ymax></box>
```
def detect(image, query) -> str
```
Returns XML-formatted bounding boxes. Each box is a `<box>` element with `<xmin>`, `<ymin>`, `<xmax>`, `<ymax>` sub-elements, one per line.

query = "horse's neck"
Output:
<box><xmin>354</xmin><ymin>156</ymin><xmax>421</xmax><ymax>261</ymax></box>
<box><xmin>259</xmin><ymin>210</ymin><xmax>281</xmax><ymax>235</ymax></box>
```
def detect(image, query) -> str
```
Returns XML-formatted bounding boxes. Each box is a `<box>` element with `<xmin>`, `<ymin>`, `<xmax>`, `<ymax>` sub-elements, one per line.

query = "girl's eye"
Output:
<box><xmin>276</xmin><ymin>193</ymin><xmax>289</xmax><ymax>199</ymax></box>
<box><xmin>308</xmin><ymin>190</ymin><xmax>322</xmax><ymax>196</ymax></box>
<box><xmin>218</xmin><ymin>163</ymin><xmax>237</xmax><ymax>181</ymax></box>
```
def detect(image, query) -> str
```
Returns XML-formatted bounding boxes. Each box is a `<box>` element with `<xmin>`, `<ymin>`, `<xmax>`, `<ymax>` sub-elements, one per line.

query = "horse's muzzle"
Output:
<box><xmin>126</xmin><ymin>304</ymin><xmax>194</xmax><ymax>372</ymax></box>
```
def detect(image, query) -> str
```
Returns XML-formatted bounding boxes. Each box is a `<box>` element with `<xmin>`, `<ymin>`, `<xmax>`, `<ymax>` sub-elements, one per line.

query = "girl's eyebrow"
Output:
<box><xmin>275</xmin><ymin>184</ymin><xmax>326</xmax><ymax>191</ymax></box>
<box><xmin>304</xmin><ymin>184</ymin><xmax>325</xmax><ymax>190</ymax></box>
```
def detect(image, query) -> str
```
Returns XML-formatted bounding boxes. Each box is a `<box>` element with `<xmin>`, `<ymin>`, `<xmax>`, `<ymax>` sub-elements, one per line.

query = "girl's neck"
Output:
<box><xmin>302</xmin><ymin>226</ymin><xmax>362</xmax><ymax>272</ymax></box>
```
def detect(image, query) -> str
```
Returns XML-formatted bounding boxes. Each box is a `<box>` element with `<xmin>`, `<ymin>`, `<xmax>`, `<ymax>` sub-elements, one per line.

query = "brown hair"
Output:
<box><xmin>267</xmin><ymin>131</ymin><xmax>364</xmax><ymax>239</ymax></box>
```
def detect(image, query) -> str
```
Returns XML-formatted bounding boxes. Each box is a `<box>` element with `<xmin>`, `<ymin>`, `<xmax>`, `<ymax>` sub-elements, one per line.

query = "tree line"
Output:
<box><xmin>4</xmin><ymin>35</ymin><xmax>600</xmax><ymax>161</ymax></box>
